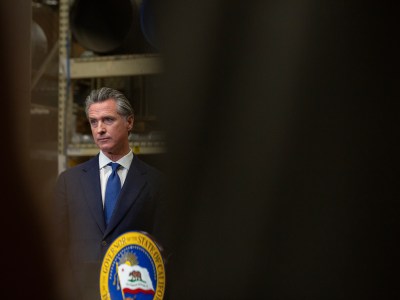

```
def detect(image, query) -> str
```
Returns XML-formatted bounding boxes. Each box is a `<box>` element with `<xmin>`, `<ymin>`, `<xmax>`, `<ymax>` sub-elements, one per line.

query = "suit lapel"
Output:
<box><xmin>104</xmin><ymin>156</ymin><xmax>147</xmax><ymax>237</ymax></box>
<box><xmin>80</xmin><ymin>155</ymin><xmax>106</xmax><ymax>233</ymax></box>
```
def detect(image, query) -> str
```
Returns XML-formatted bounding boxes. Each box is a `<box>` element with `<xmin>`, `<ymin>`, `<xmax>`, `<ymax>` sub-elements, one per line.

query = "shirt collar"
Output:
<box><xmin>99</xmin><ymin>150</ymin><xmax>134</xmax><ymax>170</ymax></box>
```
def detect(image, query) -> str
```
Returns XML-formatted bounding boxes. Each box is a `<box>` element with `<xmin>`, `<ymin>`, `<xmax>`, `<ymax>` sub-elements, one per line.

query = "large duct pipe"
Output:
<box><xmin>140</xmin><ymin>0</ymin><xmax>159</xmax><ymax>50</ymax></box>
<box><xmin>70</xmin><ymin>0</ymin><xmax>152</xmax><ymax>55</ymax></box>
<box><xmin>32</xmin><ymin>3</ymin><xmax>58</xmax><ymax>72</ymax></box>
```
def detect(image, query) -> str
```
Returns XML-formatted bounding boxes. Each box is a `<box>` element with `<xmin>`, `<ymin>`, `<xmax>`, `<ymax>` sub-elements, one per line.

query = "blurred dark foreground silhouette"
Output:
<box><xmin>156</xmin><ymin>1</ymin><xmax>398</xmax><ymax>299</ymax></box>
<box><xmin>0</xmin><ymin>1</ymin><xmax>59</xmax><ymax>299</ymax></box>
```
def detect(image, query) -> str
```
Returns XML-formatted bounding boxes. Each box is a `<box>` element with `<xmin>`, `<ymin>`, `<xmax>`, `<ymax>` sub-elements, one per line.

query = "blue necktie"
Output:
<box><xmin>104</xmin><ymin>162</ymin><xmax>121</xmax><ymax>225</ymax></box>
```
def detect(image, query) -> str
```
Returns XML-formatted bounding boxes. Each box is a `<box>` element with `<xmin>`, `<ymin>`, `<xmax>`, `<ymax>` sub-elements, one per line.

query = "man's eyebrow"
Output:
<box><xmin>89</xmin><ymin>115</ymin><xmax>115</xmax><ymax>119</ymax></box>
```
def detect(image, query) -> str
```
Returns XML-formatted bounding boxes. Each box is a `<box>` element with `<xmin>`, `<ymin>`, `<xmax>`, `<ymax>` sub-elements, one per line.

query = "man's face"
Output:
<box><xmin>87</xmin><ymin>99</ymin><xmax>133</xmax><ymax>156</ymax></box>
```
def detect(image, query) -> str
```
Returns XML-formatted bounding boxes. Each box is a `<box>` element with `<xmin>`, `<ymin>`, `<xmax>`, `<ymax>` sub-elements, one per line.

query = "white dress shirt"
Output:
<box><xmin>98</xmin><ymin>150</ymin><xmax>134</xmax><ymax>207</ymax></box>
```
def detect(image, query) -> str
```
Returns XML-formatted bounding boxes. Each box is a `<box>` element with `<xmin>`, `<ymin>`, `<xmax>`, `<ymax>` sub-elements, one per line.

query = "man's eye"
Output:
<box><xmin>90</xmin><ymin>120</ymin><xmax>98</xmax><ymax>127</ymax></box>
<box><xmin>104</xmin><ymin>118</ymin><xmax>114</xmax><ymax>125</ymax></box>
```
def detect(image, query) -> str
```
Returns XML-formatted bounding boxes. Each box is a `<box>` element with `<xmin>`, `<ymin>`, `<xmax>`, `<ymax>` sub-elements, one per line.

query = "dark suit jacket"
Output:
<box><xmin>53</xmin><ymin>154</ymin><xmax>165</xmax><ymax>300</ymax></box>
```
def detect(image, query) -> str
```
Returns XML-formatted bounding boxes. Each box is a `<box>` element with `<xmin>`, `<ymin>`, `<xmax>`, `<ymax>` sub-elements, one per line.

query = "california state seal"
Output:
<box><xmin>99</xmin><ymin>231</ymin><xmax>166</xmax><ymax>300</ymax></box>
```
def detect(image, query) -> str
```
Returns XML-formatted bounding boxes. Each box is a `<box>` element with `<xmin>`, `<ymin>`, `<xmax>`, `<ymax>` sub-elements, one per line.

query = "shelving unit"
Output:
<box><xmin>68</xmin><ymin>54</ymin><xmax>162</xmax><ymax>79</ymax></box>
<box><xmin>58</xmin><ymin>0</ymin><xmax>165</xmax><ymax>173</ymax></box>
<box><xmin>67</xmin><ymin>142</ymin><xmax>165</xmax><ymax>156</ymax></box>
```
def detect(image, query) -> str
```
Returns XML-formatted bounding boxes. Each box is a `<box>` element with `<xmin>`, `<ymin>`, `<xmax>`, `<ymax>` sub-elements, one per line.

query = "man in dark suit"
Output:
<box><xmin>53</xmin><ymin>87</ymin><xmax>165</xmax><ymax>300</ymax></box>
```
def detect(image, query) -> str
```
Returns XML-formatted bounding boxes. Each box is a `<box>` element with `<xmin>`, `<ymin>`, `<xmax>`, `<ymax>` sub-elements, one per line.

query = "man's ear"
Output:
<box><xmin>127</xmin><ymin>115</ymin><xmax>134</xmax><ymax>131</ymax></box>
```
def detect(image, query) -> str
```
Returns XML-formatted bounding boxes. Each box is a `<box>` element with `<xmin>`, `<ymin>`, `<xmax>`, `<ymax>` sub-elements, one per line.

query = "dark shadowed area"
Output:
<box><xmin>155</xmin><ymin>1</ymin><xmax>398</xmax><ymax>299</ymax></box>
<box><xmin>0</xmin><ymin>1</ymin><xmax>59</xmax><ymax>299</ymax></box>
<box><xmin>1</xmin><ymin>1</ymin><xmax>397</xmax><ymax>299</ymax></box>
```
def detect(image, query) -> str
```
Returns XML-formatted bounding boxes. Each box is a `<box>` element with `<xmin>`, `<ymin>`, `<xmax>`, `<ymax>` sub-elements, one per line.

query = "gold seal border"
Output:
<box><xmin>99</xmin><ymin>231</ymin><xmax>166</xmax><ymax>300</ymax></box>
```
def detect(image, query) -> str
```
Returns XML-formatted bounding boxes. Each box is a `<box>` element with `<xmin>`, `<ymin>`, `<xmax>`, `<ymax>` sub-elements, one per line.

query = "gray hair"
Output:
<box><xmin>84</xmin><ymin>87</ymin><xmax>134</xmax><ymax>119</ymax></box>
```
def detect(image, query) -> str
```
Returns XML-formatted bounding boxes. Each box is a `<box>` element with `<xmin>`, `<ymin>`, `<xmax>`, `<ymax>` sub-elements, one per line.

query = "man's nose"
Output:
<box><xmin>96</xmin><ymin>121</ymin><xmax>106</xmax><ymax>133</ymax></box>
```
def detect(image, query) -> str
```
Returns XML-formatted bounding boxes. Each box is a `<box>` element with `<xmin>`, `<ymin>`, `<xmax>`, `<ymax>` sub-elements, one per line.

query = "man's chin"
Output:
<box><xmin>98</xmin><ymin>145</ymin><xmax>113</xmax><ymax>153</ymax></box>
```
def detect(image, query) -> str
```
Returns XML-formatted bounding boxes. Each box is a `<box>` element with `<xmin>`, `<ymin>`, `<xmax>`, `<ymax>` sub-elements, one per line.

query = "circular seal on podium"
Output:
<box><xmin>100</xmin><ymin>231</ymin><xmax>166</xmax><ymax>300</ymax></box>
